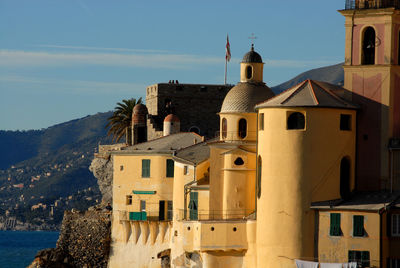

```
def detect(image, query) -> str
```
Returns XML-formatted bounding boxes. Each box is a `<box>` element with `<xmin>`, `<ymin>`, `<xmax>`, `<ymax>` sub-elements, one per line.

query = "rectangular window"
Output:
<box><xmin>184</xmin><ymin>165</ymin><xmax>189</xmax><ymax>175</ymax></box>
<box><xmin>392</xmin><ymin>214</ymin><xmax>400</xmax><ymax>236</ymax></box>
<box><xmin>330</xmin><ymin>213</ymin><xmax>341</xmax><ymax>236</ymax></box>
<box><xmin>340</xmin><ymin>114</ymin><xmax>352</xmax><ymax>131</ymax></box>
<box><xmin>353</xmin><ymin>215</ymin><xmax>365</xmax><ymax>237</ymax></box>
<box><xmin>259</xmin><ymin>113</ymin><xmax>264</xmax><ymax>130</ymax></box>
<box><xmin>166</xmin><ymin>159</ymin><xmax>174</xmax><ymax>177</ymax></box>
<box><xmin>142</xmin><ymin>159</ymin><xmax>150</xmax><ymax>178</ymax></box>
<box><xmin>167</xmin><ymin>200</ymin><xmax>173</xmax><ymax>220</ymax></box>
<box><xmin>349</xmin><ymin>250</ymin><xmax>370</xmax><ymax>268</ymax></box>
<box><xmin>140</xmin><ymin>200</ymin><xmax>146</xmax><ymax>212</ymax></box>
<box><xmin>126</xmin><ymin>195</ymin><xmax>132</xmax><ymax>205</ymax></box>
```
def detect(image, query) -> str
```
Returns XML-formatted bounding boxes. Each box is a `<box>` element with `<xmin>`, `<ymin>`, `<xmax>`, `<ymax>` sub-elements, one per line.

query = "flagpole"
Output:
<box><xmin>224</xmin><ymin>58</ymin><xmax>227</xmax><ymax>85</ymax></box>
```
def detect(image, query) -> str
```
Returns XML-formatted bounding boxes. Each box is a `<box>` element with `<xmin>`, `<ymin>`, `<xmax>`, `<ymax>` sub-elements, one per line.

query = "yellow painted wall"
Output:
<box><xmin>220</xmin><ymin>113</ymin><xmax>257</xmax><ymax>142</ymax></box>
<box><xmin>317</xmin><ymin>210</ymin><xmax>380</xmax><ymax>267</ymax></box>
<box><xmin>256</xmin><ymin>107</ymin><xmax>356</xmax><ymax>268</ymax></box>
<box><xmin>112</xmin><ymin>153</ymin><xmax>174</xmax><ymax>217</ymax></box>
<box><xmin>240</xmin><ymin>62</ymin><xmax>263</xmax><ymax>83</ymax></box>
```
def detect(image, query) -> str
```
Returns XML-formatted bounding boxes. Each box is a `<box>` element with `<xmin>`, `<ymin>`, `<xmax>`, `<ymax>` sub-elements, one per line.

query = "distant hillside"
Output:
<box><xmin>0</xmin><ymin>112</ymin><xmax>113</xmax><ymax>170</ymax></box>
<box><xmin>0</xmin><ymin>112</ymin><xmax>113</xmax><ymax>228</ymax></box>
<box><xmin>271</xmin><ymin>63</ymin><xmax>344</xmax><ymax>94</ymax></box>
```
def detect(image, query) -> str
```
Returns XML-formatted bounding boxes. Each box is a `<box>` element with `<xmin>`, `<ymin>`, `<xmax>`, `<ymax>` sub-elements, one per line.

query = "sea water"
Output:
<box><xmin>0</xmin><ymin>231</ymin><xmax>59</xmax><ymax>268</ymax></box>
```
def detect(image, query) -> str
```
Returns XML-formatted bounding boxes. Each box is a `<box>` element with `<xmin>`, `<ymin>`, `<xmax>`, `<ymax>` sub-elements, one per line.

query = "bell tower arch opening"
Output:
<box><xmin>362</xmin><ymin>26</ymin><xmax>376</xmax><ymax>65</ymax></box>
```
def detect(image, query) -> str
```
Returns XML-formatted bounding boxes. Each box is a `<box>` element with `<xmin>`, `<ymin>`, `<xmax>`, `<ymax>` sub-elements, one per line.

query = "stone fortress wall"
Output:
<box><xmin>145</xmin><ymin>82</ymin><xmax>233</xmax><ymax>140</ymax></box>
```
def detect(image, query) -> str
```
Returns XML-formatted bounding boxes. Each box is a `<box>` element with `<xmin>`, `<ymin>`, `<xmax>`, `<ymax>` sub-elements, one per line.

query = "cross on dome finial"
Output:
<box><xmin>249</xmin><ymin>33</ymin><xmax>257</xmax><ymax>48</ymax></box>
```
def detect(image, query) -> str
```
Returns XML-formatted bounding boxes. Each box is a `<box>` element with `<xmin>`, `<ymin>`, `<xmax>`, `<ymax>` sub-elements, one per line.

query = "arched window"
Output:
<box><xmin>238</xmin><ymin>119</ymin><xmax>247</xmax><ymax>139</ymax></box>
<box><xmin>340</xmin><ymin>157</ymin><xmax>351</xmax><ymax>199</ymax></box>
<box><xmin>257</xmin><ymin>155</ymin><xmax>262</xmax><ymax>199</ymax></box>
<box><xmin>287</xmin><ymin>112</ymin><xmax>305</xmax><ymax>130</ymax></box>
<box><xmin>362</xmin><ymin>27</ymin><xmax>375</xmax><ymax>65</ymax></box>
<box><xmin>221</xmin><ymin>118</ymin><xmax>227</xmax><ymax>139</ymax></box>
<box><xmin>246</xmin><ymin>66</ymin><xmax>253</xmax><ymax>79</ymax></box>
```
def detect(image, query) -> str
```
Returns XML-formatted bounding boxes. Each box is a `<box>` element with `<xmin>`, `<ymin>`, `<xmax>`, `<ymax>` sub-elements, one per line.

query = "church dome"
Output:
<box><xmin>220</xmin><ymin>82</ymin><xmax>274</xmax><ymax>113</ymax></box>
<box><xmin>242</xmin><ymin>45</ymin><xmax>262</xmax><ymax>63</ymax></box>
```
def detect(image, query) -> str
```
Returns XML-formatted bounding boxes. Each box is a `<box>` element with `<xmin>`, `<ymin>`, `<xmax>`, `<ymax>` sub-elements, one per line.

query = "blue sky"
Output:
<box><xmin>0</xmin><ymin>0</ymin><xmax>345</xmax><ymax>130</ymax></box>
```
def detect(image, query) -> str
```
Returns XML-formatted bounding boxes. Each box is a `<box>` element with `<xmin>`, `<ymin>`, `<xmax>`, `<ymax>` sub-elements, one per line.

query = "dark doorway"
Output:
<box><xmin>340</xmin><ymin>157</ymin><xmax>351</xmax><ymax>199</ymax></box>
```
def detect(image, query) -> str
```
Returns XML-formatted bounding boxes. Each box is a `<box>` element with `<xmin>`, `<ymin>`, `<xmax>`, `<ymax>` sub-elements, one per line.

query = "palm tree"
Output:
<box><xmin>106</xmin><ymin>97</ymin><xmax>142</xmax><ymax>145</ymax></box>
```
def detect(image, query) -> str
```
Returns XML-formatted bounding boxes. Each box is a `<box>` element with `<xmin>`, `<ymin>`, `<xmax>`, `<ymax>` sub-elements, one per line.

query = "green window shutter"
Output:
<box><xmin>353</xmin><ymin>215</ymin><xmax>364</xmax><ymax>237</ymax></box>
<box><xmin>330</xmin><ymin>213</ymin><xmax>341</xmax><ymax>236</ymax></box>
<box><xmin>361</xmin><ymin>251</ymin><xmax>370</xmax><ymax>267</ymax></box>
<box><xmin>142</xmin><ymin>159</ymin><xmax>150</xmax><ymax>178</ymax></box>
<box><xmin>166</xmin><ymin>159</ymin><xmax>174</xmax><ymax>177</ymax></box>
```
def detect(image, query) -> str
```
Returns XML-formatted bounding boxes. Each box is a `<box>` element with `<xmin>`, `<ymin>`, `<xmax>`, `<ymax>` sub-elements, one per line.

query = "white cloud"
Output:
<box><xmin>36</xmin><ymin>44</ymin><xmax>170</xmax><ymax>54</ymax></box>
<box><xmin>0</xmin><ymin>49</ymin><xmax>223</xmax><ymax>69</ymax></box>
<box><xmin>0</xmin><ymin>75</ymin><xmax>147</xmax><ymax>94</ymax></box>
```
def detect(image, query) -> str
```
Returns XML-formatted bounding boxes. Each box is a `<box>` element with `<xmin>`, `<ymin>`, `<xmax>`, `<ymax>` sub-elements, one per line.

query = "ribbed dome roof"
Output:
<box><xmin>220</xmin><ymin>82</ymin><xmax>274</xmax><ymax>113</ymax></box>
<box><xmin>242</xmin><ymin>45</ymin><xmax>262</xmax><ymax>63</ymax></box>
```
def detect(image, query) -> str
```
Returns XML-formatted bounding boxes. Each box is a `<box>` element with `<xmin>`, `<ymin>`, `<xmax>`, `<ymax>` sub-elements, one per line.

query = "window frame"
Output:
<box><xmin>287</xmin><ymin>112</ymin><xmax>306</xmax><ymax>130</ymax></box>
<box><xmin>353</xmin><ymin>215</ymin><xmax>365</xmax><ymax>237</ymax></box>
<box><xmin>259</xmin><ymin>113</ymin><xmax>264</xmax><ymax>131</ymax></box>
<box><xmin>126</xmin><ymin>195</ymin><xmax>132</xmax><ymax>205</ymax></box>
<box><xmin>330</xmin><ymin>213</ymin><xmax>341</xmax><ymax>236</ymax></box>
<box><xmin>392</xmin><ymin>214</ymin><xmax>400</xmax><ymax>237</ymax></box>
<box><xmin>238</xmin><ymin>118</ymin><xmax>247</xmax><ymax>139</ymax></box>
<box><xmin>142</xmin><ymin>159</ymin><xmax>151</xmax><ymax>178</ymax></box>
<box><xmin>166</xmin><ymin>159</ymin><xmax>174</xmax><ymax>178</ymax></box>
<box><xmin>221</xmin><ymin>118</ymin><xmax>227</xmax><ymax>139</ymax></box>
<box><xmin>340</xmin><ymin>114</ymin><xmax>352</xmax><ymax>131</ymax></box>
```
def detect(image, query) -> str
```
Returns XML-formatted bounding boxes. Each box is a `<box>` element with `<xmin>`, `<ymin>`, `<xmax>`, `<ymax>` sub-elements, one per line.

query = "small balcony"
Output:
<box><xmin>118</xmin><ymin>210</ymin><xmax>172</xmax><ymax>222</ymax></box>
<box><xmin>177</xmin><ymin>209</ymin><xmax>255</xmax><ymax>221</ymax></box>
<box><xmin>345</xmin><ymin>0</ymin><xmax>400</xmax><ymax>9</ymax></box>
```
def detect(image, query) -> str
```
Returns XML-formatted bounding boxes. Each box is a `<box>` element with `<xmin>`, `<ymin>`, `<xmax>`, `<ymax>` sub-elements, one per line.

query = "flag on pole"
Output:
<box><xmin>225</xmin><ymin>35</ymin><xmax>231</xmax><ymax>62</ymax></box>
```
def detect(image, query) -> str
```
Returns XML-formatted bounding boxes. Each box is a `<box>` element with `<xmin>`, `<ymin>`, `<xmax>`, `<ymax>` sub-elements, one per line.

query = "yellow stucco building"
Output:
<box><xmin>106</xmin><ymin>1</ymin><xmax>400</xmax><ymax>267</ymax></box>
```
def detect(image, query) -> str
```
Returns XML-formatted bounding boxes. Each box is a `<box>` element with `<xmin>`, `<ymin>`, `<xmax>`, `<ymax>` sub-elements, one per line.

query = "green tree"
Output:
<box><xmin>106</xmin><ymin>98</ymin><xmax>142</xmax><ymax>145</ymax></box>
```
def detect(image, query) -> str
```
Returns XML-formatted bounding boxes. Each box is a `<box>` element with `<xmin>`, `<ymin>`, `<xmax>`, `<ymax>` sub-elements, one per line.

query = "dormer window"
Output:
<box><xmin>246</xmin><ymin>66</ymin><xmax>253</xmax><ymax>79</ymax></box>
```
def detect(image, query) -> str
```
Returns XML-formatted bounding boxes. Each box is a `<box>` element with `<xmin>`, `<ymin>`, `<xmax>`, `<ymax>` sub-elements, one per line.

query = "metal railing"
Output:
<box><xmin>345</xmin><ymin>0</ymin><xmax>400</xmax><ymax>9</ymax></box>
<box><xmin>117</xmin><ymin>210</ymin><xmax>172</xmax><ymax>222</ymax></box>
<box><xmin>177</xmin><ymin>209</ymin><xmax>255</xmax><ymax>221</ymax></box>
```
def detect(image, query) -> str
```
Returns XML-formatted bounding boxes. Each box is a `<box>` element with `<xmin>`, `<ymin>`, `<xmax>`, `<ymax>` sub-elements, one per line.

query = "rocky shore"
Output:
<box><xmin>29</xmin><ymin>209</ymin><xmax>111</xmax><ymax>268</ymax></box>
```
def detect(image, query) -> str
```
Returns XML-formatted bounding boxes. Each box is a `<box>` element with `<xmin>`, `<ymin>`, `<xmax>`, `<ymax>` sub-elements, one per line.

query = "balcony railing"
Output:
<box><xmin>117</xmin><ymin>210</ymin><xmax>172</xmax><ymax>222</ymax></box>
<box><xmin>345</xmin><ymin>0</ymin><xmax>400</xmax><ymax>9</ymax></box>
<box><xmin>177</xmin><ymin>209</ymin><xmax>255</xmax><ymax>221</ymax></box>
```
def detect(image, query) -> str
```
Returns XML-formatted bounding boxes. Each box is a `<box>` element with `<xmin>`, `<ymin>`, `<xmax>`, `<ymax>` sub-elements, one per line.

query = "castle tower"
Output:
<box><xmin>209</xmin><ymin>46</ymin><xmax>274</xmax><ymax>221</ymax></box>
<box><xmin>340</xmin><ymin>1</ymin><xmax>400</xmax><ymax>190</ymax></box>
<box><xmin>255</xmin><ymin>80</ymin><xmax>357</xmax><ymax>267</ymax></box>
<box><xmin>163</xmin><ymin>114</ymin><xmax>180</xmax><ymax>136</ymax></box>
<box><xmin>131</xmin><ymin>103</ymin><xmax>148</xmax><ymax>145</ymax></box>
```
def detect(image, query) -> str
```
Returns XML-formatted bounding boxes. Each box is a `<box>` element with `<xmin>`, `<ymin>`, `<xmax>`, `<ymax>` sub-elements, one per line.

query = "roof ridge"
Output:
<box><xmin>280</xmin><ymin>80</ymin><xmax>308</xmax><ymax>105</ymax></box>
<box><xmin>311</xmin><ymin>80</ymin><xmax>352</xmax><ymax>107</ymax></box>
<box><xmin>308</xmin><ymin>80</ymin><xmax>320</xmax><ymax>105</ymax></box>
<box><xmin>256</xmin><ymin>80</ymin><xmax>307</xmax><ymax>107</ymax></box>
